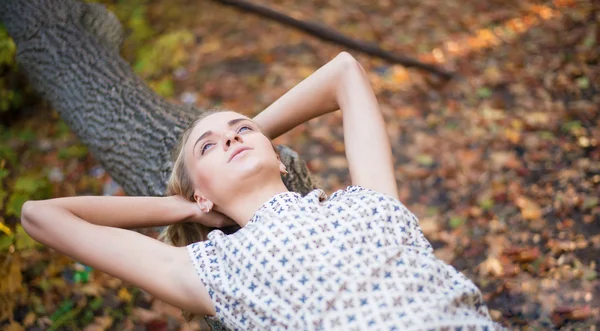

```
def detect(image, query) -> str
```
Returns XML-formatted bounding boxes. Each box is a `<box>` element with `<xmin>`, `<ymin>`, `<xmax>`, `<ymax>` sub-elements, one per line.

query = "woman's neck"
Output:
<box><xmin>216</xmin><ymin>181</ymin><xmax>289</xmax><ymax>227</ymax></box>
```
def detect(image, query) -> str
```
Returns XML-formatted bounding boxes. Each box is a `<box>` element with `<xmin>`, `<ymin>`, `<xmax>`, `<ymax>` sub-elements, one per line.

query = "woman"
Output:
<box><xmin>21</xmin><ymin>52</ymin><xmax>500</xmax><ymax>330</ymax></box>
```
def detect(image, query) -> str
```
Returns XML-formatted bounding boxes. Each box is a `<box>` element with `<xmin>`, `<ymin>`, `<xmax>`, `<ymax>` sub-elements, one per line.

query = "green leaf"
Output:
<box><xmin>0</xmin><ymin>24</ymin><xmax>17</xmax><ymax>66</ymax></box>
<box><xmin>0</xmin><ymin>188</ymin><xmax>7</xmax><ymax>211</ymax></box>
<box><xmin>583</xmin><ymin>197</ymin><xmax>598</xmax><ymax>210</ymax></box>
<box><xmin>583</xmin><ymin>31</ymin><xmax>596</xmax><ymax>48</ymax></box>
<box><xmin>479</xmin><ymin>198</ymin><xmax>494</xmax><ymax>211</ymax></box>
<box><xmin>81</xmin><ymin>309</ymin><xmax>95</xmax><ymax>326</ymax></box>
<box><xmin>576</xmin><ymin>76</ymin><xmax>589</xmax><ymax>89</ymax></box>
<box><xmin>538</xmin><ymin>131</ymin><xmax>555</xmax><ymax>140</ymax></box>
<box><xmin>38</xmin><ymin>278</ymin><xmax>51</xmax><ymax>292</ymax></box>
<box><xmin>6</xmin><ymin>192</ymin><xmax>29</xmax><ymax>217</ymax></box>
<box><xmin>425</xmin><ymin>207</ymin><xmax>439</xmax><ymax>217</ymax></box>
<box><xmin>0</xmin><ymin>234</ymin><xmax>14</xmax><ymax>252</ymax></box>
<box><xmin>155</xmin><ymin>78</ymin><xmax>174</xmax><ymax>98</ymax></box>
<box><xmin>561</xmin><ymin>120</ymin><xmax>581</xmax><ymax>134</ymax></box>
<box><xmin>0</xmin><ymin>145</ymin><xmax>17</xmax><ymax>166</ymax></box>
<box><xmin>0</xmin><ymin>167</ymin><xmax>9</xmax><ymax>179</ymax></box>
<box><xmin>14</xmin><ymin>176</ymin><xmax>42</xmax><ymax>193</ymax></box>
<box><xmin>416</xmin><ymin>154</ymin><xmax>434</xmax><ymax>166</ymax></box>
<box><xmin>477</xmin><ymin>87</ymin><xmax>492</xmax><ymax>99</ymax></box>
<box><xmin>17</xmin><ymin>128</ymin><xmax>35</xmax><ymax>142</ymax></box>
<box><xmin>56</xmin><ymin>120</ymin><xmax>72</xmax><ymax>138</ymax></box>
<box><xmin>449</xmin><ymin>217</ymin><xmax>465</xmax><ymax>229</ymax></box>
<box><xmin>15</xmin><ymin>224</ymin><xmax>38</xmax><ymax>250</ymax></box>
<box><xmin>58</xmin><ymin>144</ymin><xmax>88</xmax><ymax>160</ymax></box>
<box><xmin>49</xmin><ymin>306</ymin><xmax>82</xmax><ymax>331</ymax></box>
<box><xmin>586</xmin><ymin>270</ymin><xmax>597</xmax><ymax>281</ymax></box>
<box><xmin>50</xmin><ymin>299</ymin><xmax>74</xmax><ymax>322</ymax></box>
<box><xmin>7</xmin><ymin>174</ymin><xmax>52</xmax><ymax>217</ymax></box>
<box><xmin>89</xmin><ymin>297</ymin><xmax>104</xmax><ymax>310</ymax></box>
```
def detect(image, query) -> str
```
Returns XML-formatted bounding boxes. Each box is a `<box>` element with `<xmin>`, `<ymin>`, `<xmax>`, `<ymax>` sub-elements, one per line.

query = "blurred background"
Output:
<box><xmin>0</xmin><ymin>0</ymin><xmax>598</xmax><ymax>329</ymax></box>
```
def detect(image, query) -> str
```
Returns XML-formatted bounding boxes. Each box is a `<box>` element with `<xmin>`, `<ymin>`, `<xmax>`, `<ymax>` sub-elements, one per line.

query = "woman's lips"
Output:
<box><xmin>230</xmin><ymin>149</ymin><xmax>250</xmax><ymax>161</ymax></box>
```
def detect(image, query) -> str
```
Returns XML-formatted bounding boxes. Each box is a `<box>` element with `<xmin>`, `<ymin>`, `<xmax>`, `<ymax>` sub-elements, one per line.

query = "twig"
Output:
<box><xmin>214</xmin><ymin>0</ymin><xmax>454</xmax><ymax>79</ymax></box>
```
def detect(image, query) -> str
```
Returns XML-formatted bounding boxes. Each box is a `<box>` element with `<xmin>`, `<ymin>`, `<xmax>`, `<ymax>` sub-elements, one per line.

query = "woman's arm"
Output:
<box><xmin>252</xmin><ymin>52</ymin><xmax>349</xmax><ymax>140</ymax></box>
<box><xmin>254</xmin><ymin>52</ymin><xmax>398</xmax><ymax>199</ymax></box>
<box><xmin>31</xmin><ymin>195</ymin><xmax>233</xmax><ymax>229</ymax></box>
<box><xmin>20</xmin><ymin>201</ymin><xmax>216</xmax><ymax>316</ymax></box>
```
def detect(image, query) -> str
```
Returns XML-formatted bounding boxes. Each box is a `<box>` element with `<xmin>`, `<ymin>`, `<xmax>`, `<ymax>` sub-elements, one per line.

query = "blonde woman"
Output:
<box><xmin>21</xmin><ymin>52</ymin><xmax>501</xmax><ymax>330</ymax></box>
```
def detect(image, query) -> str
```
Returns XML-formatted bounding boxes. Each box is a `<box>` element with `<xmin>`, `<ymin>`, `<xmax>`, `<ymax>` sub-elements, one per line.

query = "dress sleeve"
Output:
<box><xmin>185</xmin><ymin>233</ymin><xmax>255</xmax><ymax>329</ymax></box>
<box><xmin>330</xmin><ymin>185</ymin><xmax>434</xmax><ymax>252</ymax></box>
<box><xmin>329</xmin><ymin>185</ymin><xmax>372</xmax><ymax>201</ymax></box>
<box><xmin>186</xmin><ymin>240</ymin><xmax>217</xmax><ymax>298</ymax></box>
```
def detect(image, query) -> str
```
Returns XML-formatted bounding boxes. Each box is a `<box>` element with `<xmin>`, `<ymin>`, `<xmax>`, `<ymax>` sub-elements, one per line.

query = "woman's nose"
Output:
<box><xmin>222</xmin><ymin>130</ymin><xmax>243</xmax><ymax>149</ymax></box>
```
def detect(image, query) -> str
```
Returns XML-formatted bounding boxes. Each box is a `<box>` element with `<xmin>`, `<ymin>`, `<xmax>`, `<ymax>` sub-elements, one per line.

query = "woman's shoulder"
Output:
<box><xmin>328</xmin><ymin>184</ymin><xmax>391</xmax><ymax>201</ymax></box>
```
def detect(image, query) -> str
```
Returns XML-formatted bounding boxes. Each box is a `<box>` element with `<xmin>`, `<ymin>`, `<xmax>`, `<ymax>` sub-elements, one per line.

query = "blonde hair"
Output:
<box><xmin>158</xmin><ymin>109</ymin><xmax>280</xmax><ymax>322</ymax></box>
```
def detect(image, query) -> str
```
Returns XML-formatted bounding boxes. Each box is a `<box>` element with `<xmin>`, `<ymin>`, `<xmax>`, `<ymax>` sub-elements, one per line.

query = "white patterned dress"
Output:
<box><xmin>187</xmin><ymin>185</ymin><xmax>502</xmax><ymax>330</ymax></box>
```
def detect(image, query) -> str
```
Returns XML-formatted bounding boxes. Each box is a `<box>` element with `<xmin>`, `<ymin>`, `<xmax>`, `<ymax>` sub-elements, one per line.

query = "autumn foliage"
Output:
<box><xmin>1</xmin><ymin>0</ymin><xmax>599</xmax><ymax>329</ymax></box>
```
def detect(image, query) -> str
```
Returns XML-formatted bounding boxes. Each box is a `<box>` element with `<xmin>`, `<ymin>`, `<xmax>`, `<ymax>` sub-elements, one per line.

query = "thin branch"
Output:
<box><xmin>214</xmin><ymin>0</ymin><xmax>454</xmax><ymax>79</ymax></box>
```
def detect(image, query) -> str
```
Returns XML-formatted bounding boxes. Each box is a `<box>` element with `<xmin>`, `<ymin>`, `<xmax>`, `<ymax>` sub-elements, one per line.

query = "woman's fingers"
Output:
<box><xmin>199</xmin><ymin>210</ymin><xmax>236</xmax><ymax>228</ymax></box>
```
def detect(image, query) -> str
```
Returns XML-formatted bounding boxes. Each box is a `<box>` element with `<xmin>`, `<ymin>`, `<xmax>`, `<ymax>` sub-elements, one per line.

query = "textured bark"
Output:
<box><xmin>0</xmin><ymin>0</ymin><xmax>316</xmax><ymax>329</ymax></box>
<box><xmin>0</xmin><ymin>0</ymin><xmax>316</xmax><ymax>197</ymax></box>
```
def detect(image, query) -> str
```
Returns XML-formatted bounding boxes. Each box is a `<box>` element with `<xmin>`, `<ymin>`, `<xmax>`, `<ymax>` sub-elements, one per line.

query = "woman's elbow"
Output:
<box><xmin>335</xmin><ymin>52</ymin><xmax>367</xmax><ymax>81</ymax></box>
<box><xmin>21</xmin><ymin>200</ymin><xmax>44</xmax><ymax>235</ymax></box>
<box><xmin>336</xmin><ymin>51</ymin><xmax>359</xmax><ymax>68</ymax></box>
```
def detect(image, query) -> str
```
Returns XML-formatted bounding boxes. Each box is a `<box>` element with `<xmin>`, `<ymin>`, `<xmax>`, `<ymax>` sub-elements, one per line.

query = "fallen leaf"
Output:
<box><xmin>479</xmin><ymin>257</ymin><xmax>504</xmax><ymax>277</ymax></box>
<box><xmin>515</xmin><ymin>196</ymin><xmax>543</xmax><ymax>220</ymax></box>
<box><xmin>118</xmin><ymin>287</ymin><xmax>132</xmax><ymax>302</ymax></box>
<box><xmin>131</xmin><ymin>307</ymin><xmax>162</xmax><ymax>324</ymax></box>
<box><xmin>84</xmin><ymin>316</ymin><xmax>113</xmax><ymax>331</ymax></box>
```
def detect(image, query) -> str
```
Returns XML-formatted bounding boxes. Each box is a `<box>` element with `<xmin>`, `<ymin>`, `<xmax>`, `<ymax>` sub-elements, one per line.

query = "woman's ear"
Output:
<box><xmin>279</xmin><ymin>162</ymin><xmax>288</xmax><ymax>175</ymax></box>
<box><xmin>194</xmin><ymin>191</ymin><xmax>214</xmax><ymax>213</ymax></box>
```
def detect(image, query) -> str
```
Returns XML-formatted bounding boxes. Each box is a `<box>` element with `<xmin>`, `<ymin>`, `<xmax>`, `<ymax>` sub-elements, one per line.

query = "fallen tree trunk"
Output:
<box><xmin>0</xmin><ymin>0</ymin><xmax>316</xmax><ymax>329</ymax></box>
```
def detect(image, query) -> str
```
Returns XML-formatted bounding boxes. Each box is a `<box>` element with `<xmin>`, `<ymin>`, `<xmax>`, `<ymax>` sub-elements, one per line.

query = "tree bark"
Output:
<box><xmin>0</xmin><ymin>0</ymin><xmax>316</xmax><ymax>329</ymax></box>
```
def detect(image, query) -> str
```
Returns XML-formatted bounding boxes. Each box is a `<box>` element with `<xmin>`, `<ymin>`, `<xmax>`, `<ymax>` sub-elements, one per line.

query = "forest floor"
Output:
<box><xmin>1</xmin><ymin>0</ymin><xmax>599</xmax><ymax>330</ymax></box>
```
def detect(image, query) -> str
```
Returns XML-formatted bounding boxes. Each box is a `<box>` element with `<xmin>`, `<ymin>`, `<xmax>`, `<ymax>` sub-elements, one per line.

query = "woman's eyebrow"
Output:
<box><xmin>193</xmin><ymin>118</ymin><xmax>252</xmax><ymax>155</ymax></box>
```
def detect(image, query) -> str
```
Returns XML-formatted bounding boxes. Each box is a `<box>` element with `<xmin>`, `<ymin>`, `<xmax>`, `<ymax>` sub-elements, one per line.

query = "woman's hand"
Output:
<box><xmin>252</xmin><ymin>52</ymin><xmax>354</xmax><ymax>140</ymax></box>
<box><xmin>170</xmin><ymin>195</ymin><xmax>237</xmax><ymax>228</ymax></box>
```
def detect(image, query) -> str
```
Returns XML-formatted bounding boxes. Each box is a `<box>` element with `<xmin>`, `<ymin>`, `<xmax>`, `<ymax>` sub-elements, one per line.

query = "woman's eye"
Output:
<box><xmin>238</xmin><ymin>125</ymin><xmax>252</xmax><ymax>133</ymax></box>
<box><xmin>201</xmin><ymin>143</ymin><xmax>214</xmax><ymax>154</ymax></box>
<box><xmin>200</xmin><ymin>126</ymin><xmax>251</xmax><ymax>155</ymax></box>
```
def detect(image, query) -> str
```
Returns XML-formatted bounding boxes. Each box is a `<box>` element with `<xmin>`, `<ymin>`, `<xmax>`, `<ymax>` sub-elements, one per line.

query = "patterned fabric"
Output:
<box><xmin>187</xmin><ymin>185</ymin><xmax>502</xmax><ymax>330</ymax></box>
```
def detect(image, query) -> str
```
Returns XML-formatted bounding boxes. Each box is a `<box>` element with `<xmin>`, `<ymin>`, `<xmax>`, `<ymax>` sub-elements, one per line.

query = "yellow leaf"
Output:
<box><xmin>504</xmin><ymin>128</ymin><xmax>521</xmax><ymax>144</ymax></box>
<box><xmin>297</xmin><ymin>66</ymin><xmax>314</xmax><ymax>79</ymax></box>
<box><xmin>0</xmin><ymin>221</ymin><xmax>12</xmax><ymax>236</ymax></box>
<box><xmin>118</xmin><ymin>287</ymin><xmax>132</xmax><ymax>302</ymax></box>
<box><xmin>3</xmin><ymin>321</ymin><xmax>25</xmax><ymax>331</ymax></box>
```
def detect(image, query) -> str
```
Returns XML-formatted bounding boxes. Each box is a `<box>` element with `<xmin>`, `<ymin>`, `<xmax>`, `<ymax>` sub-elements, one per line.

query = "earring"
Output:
<box><xmin>282</xmin><ymin>168</ymin><xmax>289</xmax><ymax>175</ymax></box>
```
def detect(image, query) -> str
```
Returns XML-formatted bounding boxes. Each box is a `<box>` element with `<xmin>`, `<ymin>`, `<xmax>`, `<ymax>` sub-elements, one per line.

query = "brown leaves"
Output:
<box><xmin>515</xmin><ymin>196</ymin><xmax>543</xmax><ymax>221</ymax></box>
<box><xmin>551</xmin><ymin>305</ymin><xmax>592</xmax><ymax>327</ymax></box>
<box><xmin>83</xmin><ymin>316</ymin><xmax>114</xmax><ymax>331</ymax></box>
<box><xmin>479</xmin><ymin>256</ymin><xmax>505</xmax><ymax>277</ymax></box>
<box><xmin>504</xmin><ymin>246</ymin><xmax>541</xmax><ymax>264</ymax></box>
<box><xmin>0</xmin><ymin>0</ymin><xmax>597</xmax><ymax>329</ymax></box>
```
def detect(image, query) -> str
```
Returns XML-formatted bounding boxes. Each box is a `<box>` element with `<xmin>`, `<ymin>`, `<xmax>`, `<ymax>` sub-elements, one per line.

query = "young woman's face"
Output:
<box><xmin>184</xmin><ymin>111</ymin><xmax>281</xmax><ymax>207</ymax></box>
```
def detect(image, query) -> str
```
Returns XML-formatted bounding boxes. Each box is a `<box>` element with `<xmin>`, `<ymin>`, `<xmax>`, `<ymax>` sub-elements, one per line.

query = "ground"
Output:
<box><xmin>0</xmin><ymin>0</ymin><xmax>598</xmax><ymax>329</ymax></box>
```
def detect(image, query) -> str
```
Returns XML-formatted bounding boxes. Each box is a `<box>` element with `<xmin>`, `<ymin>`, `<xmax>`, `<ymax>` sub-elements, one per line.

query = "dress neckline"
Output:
<box><xmin>248</xmin><ymin>190</ymin><xmax>302</xmax><ymax>224</ymax></box>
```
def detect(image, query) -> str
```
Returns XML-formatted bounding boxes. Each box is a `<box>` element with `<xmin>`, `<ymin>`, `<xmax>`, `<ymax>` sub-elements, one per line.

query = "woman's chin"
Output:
<box><xmin>229</xmin><ymin>157</ymin><xmax>262</xmax><ymax>175</ymax></box>
<box><xmin>229</xmin><ymin>159</ymin><xmax>276</xmax><ymax>182</ymax></box>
